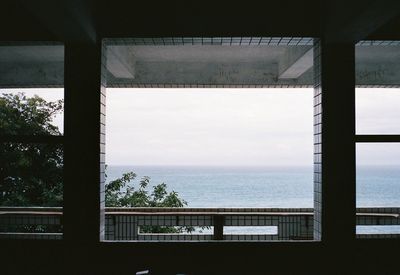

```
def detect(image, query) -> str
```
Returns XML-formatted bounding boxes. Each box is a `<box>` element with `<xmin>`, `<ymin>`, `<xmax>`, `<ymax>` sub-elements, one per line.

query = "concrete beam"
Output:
<box><xmin>356</xmin><ymin>63</ymin><xmax>400</xmax><ymax>86</ymax></box>
<box><xmin>279</xmin><ymin>48</ymin><xmax>313</xmax><ymax>79</ymax></box>
<box><xmin>106</xmin><ymin>46</ymin><xmax>136</xmax><ymax>79</ymax></box>
<box><xmin>0</xmin><ymin>45</ymin><xmax>64</xmax><ymax>88</ymax></box>
<box><xmin>107</xmin><ymin>60</ymin><xmax>314</xmax><ymax>87</ymax></box>
<box><xmin>0</xmin><ymin>62</ymin><xmax>64</xmax><ymax>88</ymax></box>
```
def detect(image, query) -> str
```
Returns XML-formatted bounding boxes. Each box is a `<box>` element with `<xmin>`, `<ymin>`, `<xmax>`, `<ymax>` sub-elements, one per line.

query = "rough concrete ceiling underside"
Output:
<box><xmin>0</xmin><ymin>38</ymin><xmax>399</xmax><ymax>88</ymax></box>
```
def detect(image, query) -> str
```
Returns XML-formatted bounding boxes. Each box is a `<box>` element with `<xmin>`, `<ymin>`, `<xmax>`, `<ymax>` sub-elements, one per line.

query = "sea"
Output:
<box><xmin>106</xmin><ymin>165</ymin><xmax>400</xmax><ymax>234</ymax></box>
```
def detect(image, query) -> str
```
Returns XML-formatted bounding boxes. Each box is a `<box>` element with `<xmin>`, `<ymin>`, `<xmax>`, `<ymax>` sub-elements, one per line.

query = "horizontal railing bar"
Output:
<box><xmin>357</xmin><ymin>234</ymin><xmax>400</xmax><ymax>238</ymax></box>
<box><xmin>0</xmin><ymin>232</ymin><xmax>63</xmax><ymax>240</ymax></box>
<box><xmin>356</xmin><ymin>135</ymin><xmax>400</xmax><ymax>142</ymax></box>
<box><xmin>356</xmin><ymin>213</ymin><xmax>399</xmax><ymax>218</ymax></box>
<box><xmin>105</xmin><ymin>207</ymin><xmax>314</xmax><ymax>212</ymax></box>
<box><xmin>106</xmin><ymin>211</ymin><xmax>314</xmax><ymax>216</ymax></box>
<box><xmin>0</xmin><ymin>212</ymin><xmax>62</xmax><ymax>215</ymax></box>
<box><xmin>138</xmin><ymin>233</ymin><xmax>215</xmax><ymax>236</ymax></box>
<box><xmin>0</xmin><ymin>232</ymin><xmax>62</xmax><ymax>236</ymax></box>
<box><xmin>137</xmin><ymin>234</ymin><xmax>279</xmax><ymax>237</ymax></box>
<box><xmin>0</xmin><ymin>207</ymin><xmax>63</xmax><ymax>210</ymax></box>
<box><xmin>2</xmin><ymin>207</ymin><xmax>399</xmax><ymax>211</ymax></box>
<box><xmin>0</xmin><ymin>209</ymin><xmax>398</xmax><ymax>218</ymax></box>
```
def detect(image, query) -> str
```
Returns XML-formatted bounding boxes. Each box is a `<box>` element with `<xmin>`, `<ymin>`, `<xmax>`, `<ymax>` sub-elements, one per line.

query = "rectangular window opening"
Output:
<box><xmin>355</xmin><ymin>41</ymin><xmax>400</xmax><ymax>239</ymax></box>
<box><xmin>0</xmin><ymin>43</ymin><xmax>64</xmax><ymax>240</ymax></box>
<box><xmin>102</xmin><ymin>37</ymin><xmax>316</xmax><ymax>242</ymax></box>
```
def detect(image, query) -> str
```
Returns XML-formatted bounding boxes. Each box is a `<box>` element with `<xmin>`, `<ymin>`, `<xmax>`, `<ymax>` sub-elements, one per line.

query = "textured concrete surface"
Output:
<box><xmin>0</xmin><ymin>42</ymin><xmax>399</xmax><ymax>88</ymax></box>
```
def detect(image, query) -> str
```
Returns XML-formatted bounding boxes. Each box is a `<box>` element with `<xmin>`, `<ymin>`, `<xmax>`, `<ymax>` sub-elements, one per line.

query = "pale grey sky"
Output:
<box><xmin>106</xmin><ymin>88</ymin><xmax>314</xmax><ymax>166</ymax></box>
<box><xmin>2</xmin><ymin>87</ymin><xmax>400</xmax><ymax>166</ymax></box>
<box><xmin>356</xmin><ymin>88</ymin><xmax>400</xmax><ymax>166</ymax></box>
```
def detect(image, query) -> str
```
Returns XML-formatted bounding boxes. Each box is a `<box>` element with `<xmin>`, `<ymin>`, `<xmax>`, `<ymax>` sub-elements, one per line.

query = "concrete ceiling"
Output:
<box><xmin>105</xmin><ymin>43</ymin><xmax>313</xmax><ymax>87</ymax></box>
<box><xmin>0</xmin><ymin>39</ymin><xmax>399</xmax><ymax>88</ymax></box>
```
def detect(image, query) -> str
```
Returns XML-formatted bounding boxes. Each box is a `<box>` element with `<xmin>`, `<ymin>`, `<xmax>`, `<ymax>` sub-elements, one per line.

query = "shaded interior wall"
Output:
<box><xmin>1</xmin><ymin>1</ymin><xmax>400</xmax><ymax>274</ymax></box>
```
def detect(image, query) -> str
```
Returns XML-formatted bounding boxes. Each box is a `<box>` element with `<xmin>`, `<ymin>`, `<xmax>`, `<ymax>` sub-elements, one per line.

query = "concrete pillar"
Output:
<box><xmin>63</xmin><ymin>41</ymin><xmax>104</xmax><ymax>242</ymax></box>
<box><xmin>313</xmin><ymin>39</ymin><xmax>356</xmax><ymax>246</ymax></box>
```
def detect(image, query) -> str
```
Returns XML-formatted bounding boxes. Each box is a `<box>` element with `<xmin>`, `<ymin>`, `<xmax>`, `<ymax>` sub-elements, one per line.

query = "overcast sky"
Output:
<box><xmin>106</xmin><ymin>88</ymin><xmax>313</xmax><ymax>166</ymax></box>
<box><xmin>356</xmin><ymin>88</ymin><xmax>400</xmax><ymax>166</ymax></box>
<box><xmin>2</xmin><ymin>88</ymin><xmax>400</xmax><ymax>166</ymax></box>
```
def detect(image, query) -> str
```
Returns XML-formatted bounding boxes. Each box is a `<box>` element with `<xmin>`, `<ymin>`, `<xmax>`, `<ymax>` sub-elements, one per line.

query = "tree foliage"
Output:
<box><xmin>0</xmin><ymin>92</ymin><xmax>190</xmax><ymax>234</ymax></box>
<box><xmin>0</xmin><ymin>93</ymin><xmax>63</xmax><ymax>136</ymax></box>
<box><xmin>0</xmin><ymin>93</ymin><xmax>63</xmax><ymax>206</ymax></box>
<box><xmin>105</xmin><ymin>170</ymin><xmax>187</xmax><ymax>208</ymax></box>
<box><xmin>105</xmin><ymin>169</ymin><xmax>192</xmax><ymax>233</ymax></box>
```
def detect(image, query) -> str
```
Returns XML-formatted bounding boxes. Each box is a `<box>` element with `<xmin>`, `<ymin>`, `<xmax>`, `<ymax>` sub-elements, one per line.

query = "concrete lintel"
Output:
<box><xmin>0</xmin><ymin>62</ymin><xmax>64</xmax><ymax>88</ymax></box>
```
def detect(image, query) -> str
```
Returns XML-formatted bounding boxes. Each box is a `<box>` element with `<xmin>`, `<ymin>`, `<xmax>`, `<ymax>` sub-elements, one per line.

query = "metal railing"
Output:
<box><xmin>105</xmin><ymin>208</ymin><xmax>314</xmax><ymax>241</ymax></box>
<box><xmin>0</xmin><ymin>207</ymin><xmax>63</xmax><ymax>240</ymax></box>
<box><xmin>0</xmin><ymin>207</ymin><xmax>399</xmax><ymax>240</ymax></box>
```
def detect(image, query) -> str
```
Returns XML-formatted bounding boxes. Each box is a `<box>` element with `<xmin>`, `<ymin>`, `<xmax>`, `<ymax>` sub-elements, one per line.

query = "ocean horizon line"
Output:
<box><xmin>106</xmin><ymin>164</ymin><xmax>314</xmax><ymax>168</ymax></box>
<box><xmin>105</xmin><ymin>164</ymin><xmax>400</xmax><ymax>168</ymax></box>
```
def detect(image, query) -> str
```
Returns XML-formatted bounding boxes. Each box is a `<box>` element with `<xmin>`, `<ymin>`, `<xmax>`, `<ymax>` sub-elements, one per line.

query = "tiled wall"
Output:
<box><xmin>104</xmin><ymin>37</ymin><xmax>314</xmax><ymax>46</ymax></box>
<box><xmin>313</xmin><ymin>39</ymin><xmax>322</xmax><ymax>241</ymax></box>
<box><xmin>99</xmin><ymin>41</ymin><xmax>107</xmax><ymax>241</ymax></box>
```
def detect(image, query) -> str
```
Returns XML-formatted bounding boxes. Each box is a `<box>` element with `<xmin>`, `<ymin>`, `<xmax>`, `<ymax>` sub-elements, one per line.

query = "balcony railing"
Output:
<box><xmin>0</xmin><ymin>207</ymin><xmax>399</xmax><ymax>240</ymax></box>
<box><xmin>105</xmin><ymin>208</ymin><xmax>314</xmax><ymax>241</ymax></box>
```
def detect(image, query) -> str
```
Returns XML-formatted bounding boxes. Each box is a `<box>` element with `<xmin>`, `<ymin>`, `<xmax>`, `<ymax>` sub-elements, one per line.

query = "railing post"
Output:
<box><xmin>213</xmin><ymin>215</ymin><xmax>224</xmax><ymax>240</ymax></box>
